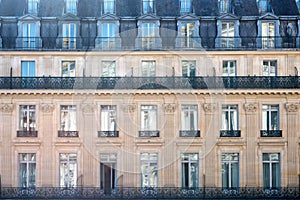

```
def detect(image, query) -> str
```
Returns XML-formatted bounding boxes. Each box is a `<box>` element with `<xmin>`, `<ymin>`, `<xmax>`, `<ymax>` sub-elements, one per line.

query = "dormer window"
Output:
<box><xmin>102</xmin><ymin>0</ymin><xmax>116</xmax><ymax>15</ymax></box>
<box><xmin>257</xmin><ymin>0</ymin><xmax>271</xmax><ymax>14</ymax></box>
<box><xmin>27</xmin><ymin>0</ymin><xmax>39</xmax><ymax>15</ymax></box>
<box><xmin>65</xmin><ymin>0</ymin><xmax>78</xmax><ymax>15</ymax></box>
<box><xmin>180</xmin><ymin>0</ymin><xmax>192</xmax><ymax>15</ymax></box>
<box><xmin>142</xmin><ymin>0</ymin><xmax>155</xmax><ymax>14</ymax></box>
<box><xmin>218</xmin><ymin>0</ymin><xmax>232</xmax><ymax>14</ymax></box>
<box><xmin>296</xmin><ymin>0</ymin><xmax>300</xmax><ymax>11</ymax></box>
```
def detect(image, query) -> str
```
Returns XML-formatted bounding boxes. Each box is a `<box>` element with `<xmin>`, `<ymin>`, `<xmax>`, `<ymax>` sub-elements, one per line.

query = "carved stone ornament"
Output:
<box><xmin>285</xmin><ymin>103</ymin><xmax>299</xmax><ymax>113</ymax></box>
<box><xmin>122</xmin><ymin>104</ymin><xmax>136</xmax><ymax>113</ymax></box>
<box><xmin>163</xmin><ymin>103</ymin><xmax>176</xmax><ymax>113</ymax></box>
<box><xmin>244</xmin><ymin>103</ymin><xmax>258</xmax><ymax>113</ymax></box>
<box><xmin>0</xmin><ymin>103</ymin><xmax>13</xmax><ymax>113</ymax></box>
<box><xmin>203</xmin><ymin>103</ymin><xmax>217</xmax><ymax>113</ymax></box>
<box><xmin>41</xmin><ymin>104</ymin><xmax>54</xmax><ymax>113</ymax></box>
<box><xmin>81</xmin><ymin>103</ymin><xmax>96</xmax><ymax>113</ymax></box>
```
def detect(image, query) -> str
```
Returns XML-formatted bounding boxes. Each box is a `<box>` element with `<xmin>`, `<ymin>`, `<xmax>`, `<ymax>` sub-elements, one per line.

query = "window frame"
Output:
<box><xmin>19</xmin><ymin>105</ymin><xmax>36</xmax><ymax>131</ymax></box>
<box><xmin>140</xmin><ymin>105</ymin><xmax>158</xmax><ymax>131</ymax></box>
<box><xmin>140</xmin><ymin>152</ymin><xmax>158</xmax><ymax>187</ymax></box>
<box><xmin>221</xmin><ymin>105</ymin><xmax>238</xmax><ymax>131</ymax></box>
<box><xmin>62</xmin><ymin>23</ymin><xmax>76</xmax><ymax>49</ymax></box>
<box><xmin>61</xmin><ymin>61</ymin><xmax>76</xmax><ymax>77</ymax></box>
<box><xmin>100</xmin><ymin>105</ymin><xmax>117</xmax><ymax>131</ymax></box>
<box><xmin>21</xmin><ymin>61</ymin><xmax>35</xmax><ymax>77</ymax></box>
<box><xmin>218</xmin><ymin>0</ymin><xmax>232</xmax><ymax>14</ymax></box>
<box><xmin>262</xmin><ymin>153</ymin><xmax>281</xmax><ymax>189</ymax></box>
<box><xmin>27</xmin><ymin>0</ymin><xmax>39</xmax><ymax>15</ymax></box>
<box><xmin>221</xmin><ymin>22</ymin><xmax>235</xmax><ymax>48</ymax></box>
<box><xmin>262</xmin><ymin>60</ymin><xmax>277</xmax><ymax>76</ymax></box>
<box><xmin>142</xmin><ymin>0</ymin><xmax>155</xmax><ymax>14</ymax></box>
<box><xmin>182</xmin><ymin>60</ymin><xmax>196</xmax><ymax>77</ymax></box>
<box><xmin>141</xmin><ymin>60</ymin><xmax>156</xmax><ymax>77</ymax></box>
<box><xmin>100</xmin><ymin>153</ymin><xmax>118</xmax><ymax>190</ymax></box>
<box><xmin>60</xmin><ymin>105</ymin><xmax>77</xmax><ymax>131</ymax></box>
<box><xmin>19</xmin><ymin>153</ymin><xmax>36</xmax><ymax>188</ymax></box>
<box><xmin>59</xmin><ymin>153</ymin><xmax>78</xmax><ymax>188</ymax></box>
<box><xmin>222</xmin><ymin>60</ymin><xmax>236</xmax><ymax>76</ymax></box>
<box><xmin>180</xmin><ymin>0</ymin><xmax>192</xmax><ymax>14</ymax></box>
<box><xmin>181</xmin><ymin>105</ymin><xmax>198</xmax><ymax>131</ymax></box>
<box><xmin>262</xmin><ymin>105</ymin><xmax>280</xmax><ymax>131</ymax></box>
<box><xmin>22</xmin><ymin>23</ymin><xmax>37</xmax><ymax>48</ymax></box>
<box><xmin>181</xmin><ymin>153</ymin><xmax>199</xmax><ymax>188</ymax></box>
<box><xmin>222</xmin><ymin>153</ymin><xmax>239</xmax><ymax>189</ymax></box>
<box><xmin>257</xmin><ymin>0</ymin><xmax>271</xmax><ymax>14</ymax></box>
<box><xmin>65</xmin><ymin>0</ymin><xmax>78</xmax><ymax>15</ymax></box>
<box><xmin>102</xmin><ymin>0</ymin><xmax>116</xmax><ymax>15</ymax></box>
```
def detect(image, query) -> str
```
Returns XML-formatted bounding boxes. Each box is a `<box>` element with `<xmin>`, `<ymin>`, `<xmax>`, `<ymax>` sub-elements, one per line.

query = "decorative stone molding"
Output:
<box><xmin>203</xmin><ymin>103</ymin><xmax>217</xmax><ymax>113</ymax></box>
<box><xmin>163</xmin><ymin>103</ymin><xmax>176</xmax><ymax>113</ymax></box>
<box><xmin>122</xmin><ymin>104</ymin><xmax>136</xmax><ymax>113</ymax></box>
<box><xmin>41</xmin><ymin>104</ymin><xmax>54</xmax><ymax>113</ymax></box>
<box><xmin>285</xmin><ymin>103</ymin><xmax>299</xmax><ymax>113</ymax></box>
<box><xmin>244</xmin><ymin>103</ymin><xmax>258</xmax><ymax>113</ymax></box>
<box><xmin>0</xmin><ymin>103</ymin><xmax>13</xmax><ymax>113</ymax></box>
<box><xmin>81</xmin><ymin>103</ymin><xmax>96</xmax><ymax>113</ymax></box>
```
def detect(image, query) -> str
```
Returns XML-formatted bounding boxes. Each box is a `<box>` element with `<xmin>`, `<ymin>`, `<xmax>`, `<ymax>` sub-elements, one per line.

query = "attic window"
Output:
<box><xmin>65</xmin><ymin>0</ymin><xmax>78</xmax><ymax>15</ymax></box>
<box><xmin>257</xmin><ymin>0</ymin><xmax>271</xmax><ymax>14</ymax></box>
<box><xmin>218</xmin><ymin>0</ymin><xmax>232</xmax><ymax>14</ymax></box>
<box><xmin>180</xmin><ymin>0</ymin><xmax>192</xmax><ymax>14</ymax></box>
<box><xmin>27</xmin><ymin>0</ymin><xmax>39</xmax><ymax>15</ymax></box>
<box><xmin>296</xmin><ymin>0</ymin><xmax>300</xmax><ymax>11</ymax></box>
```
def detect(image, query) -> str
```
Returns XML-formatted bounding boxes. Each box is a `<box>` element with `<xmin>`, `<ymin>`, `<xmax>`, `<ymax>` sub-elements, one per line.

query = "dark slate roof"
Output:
<box><xmin>195</xmin><ymin>0</ymin><xmax>219</xmax><ymax>16</ymax></box>
<box><xmin>234</xmin><ymin>0</ymin><xmax>259</xmax><ymax>16</ymax></box>
<box><xmin>0</xmin><ymin>0</ymin><xmax>26</xmax><ymax>16</ymax></box>
<box><xmin>38</xmin><ymin>0</ymin><xmax>64</xmax><ymax>17</ymax></box>
<box><xmin>271</xmin><ymin>0</ymin><xmax>299</xmax><ymax>16</ymax></box>
<box><xmin>156</xmin><ymin>0</ymin><xmax>180</xmax><ymax>17</ymax></box>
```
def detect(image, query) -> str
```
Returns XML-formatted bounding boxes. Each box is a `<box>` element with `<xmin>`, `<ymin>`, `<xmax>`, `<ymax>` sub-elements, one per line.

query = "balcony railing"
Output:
<box><xmin>0</xmin><ymin>76</ymin><xmax>299</xmax><ymax>90</ymax></box>
<box><xmin>58</xmin><ymin>130</ymin><xmax>79</xmax><ymax>137</ymax></box>
<box><xmin>139</xmin><ymin>130</ymin><xmax>160</xmax><ymax>137</ymax></box>
<box><xmin>220</xmin><ymin>130</ymin><xmax>241</xmax><ymax>137</ymax></box>
<box><xmin>179</xmin><ymin>130</ymin><xmax>201</xmax><ymax>137</ymax></box>
<box><xmin>0</xmin><ymin>187</ymin><xmax>299</xmax><ymax>199</ymax></box>
<box><xmin>98</xmin><ymin>131</ymin><xmax>119</xmax><ymax>137</ymax></box>
<box><xmin>0</xmin><ymin>36</ymin><xmax>298</xmax><ymax>51</ymax></box>
<box><xmin>260</xmin><ymin>130</ymin><xmax>282</xmax><ymax>137</ymax></box>
<box><xmin>17</xmin><ymin>130</ymin><xmax>38</xmax><ymax>137</ymax></box>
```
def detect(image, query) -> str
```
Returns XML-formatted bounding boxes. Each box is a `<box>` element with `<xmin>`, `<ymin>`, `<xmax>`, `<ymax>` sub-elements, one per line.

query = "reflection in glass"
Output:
<box><xmin>141</xmin><ymin>153</ymin><xmax>158</xmax><ymax>187</ymax></box>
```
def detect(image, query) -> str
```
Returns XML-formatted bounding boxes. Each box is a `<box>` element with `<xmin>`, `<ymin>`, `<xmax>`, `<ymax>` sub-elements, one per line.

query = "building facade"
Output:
<box><xmin>0</xmin><ymin>0</ymin><xmax>300</xmax><ymax>198</ymax></box>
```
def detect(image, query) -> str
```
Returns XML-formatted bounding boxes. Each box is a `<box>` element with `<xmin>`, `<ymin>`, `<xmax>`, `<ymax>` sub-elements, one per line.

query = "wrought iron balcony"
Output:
<box><xmin>98</xmin><ymin>131</ymin><xmax>119</xmax><ymax>137</ymax></box>
<box><xmin>139</xmin><ymin>130</ymin><xmax>160</xmax><ymax>137</ymax></box>
<box><xmin>58</xmin><ymin>130</ymin><xmax>79</xmax><ymax>137</ymax></box>
<box><xmin>0</xmin><ymin>76</ymin><xmax>300</xmax><ymax>90</ymax></box>
<box><xmin>17</xmin><ymin>130</ymin><xmax>38</xmax><ymax>137</ymax></box>
<box><xmin>220</xmin><ymin>130</ymin><xmax>241</xmax><ymax>137</ymax></box>
<box><xmin>0</xmin><ymin>187</ymin><xmax>299</xmax><ymax>199</ymax></box>
<box><xmin>179</xmin><ymin>130</ymin><xmax>201</xmax><ymax>137</ymax></box>
<box><xmin>260</xmin><ymin>130</ymin><xmax>282</xmax><ymax>137</ymax></box>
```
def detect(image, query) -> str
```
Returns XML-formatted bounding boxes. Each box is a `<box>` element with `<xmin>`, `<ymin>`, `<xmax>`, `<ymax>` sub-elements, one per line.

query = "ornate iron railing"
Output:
<box><xmin>220</xmin><ymin>130</ymin><xmax>241</xmax><ymax>137</ymax></box>
<box><xmin>260</xmin><ymin>130</ymin><xmax>282</xmax><ymax>137</ymax></box>
<box><xmin>17</xmin><ymin>130</ymin><xmax>38</xmax><ymax>137</ymax></box>
<box><xmin>0</xmin><ymin>76</ymin><xmax>300</xmax><ymax>90</ymax></box>
<box><xmin>98</xmin><ymin>131</ymin><xmax>119</xmax><ymax>137</ymax></box>
<box><xmin>179</xmin><ymin>130</ymin><xmax>201</xmax><ymax>137</ymax></box>
<box><xmin>58</xmin><ymin>131</ymin><xmax>79</xmax><ymax>137</ymax></box>
<box><xmin>139</xmin><ymin>131</ymin><xmax>160</xmax><ymax>137</ymax></box>
<box><xmin>0</xmin><ymin>187</ymin><xmax>299</xmax><ymax>199</ymax></box>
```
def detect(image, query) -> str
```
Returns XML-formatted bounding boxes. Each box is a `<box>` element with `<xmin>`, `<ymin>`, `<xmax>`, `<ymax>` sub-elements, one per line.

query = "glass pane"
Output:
<box><xmin>190</xmin><ymin>163</ymin><xmax>198</xmax><ymax>187</ymax></box>
<box><xmin>149</xmin><ymin>163</ymin><xmax>157</xmax><ymax>187</ymax></box>
<box><xmin>270</xmin><ymin>110</ymin><xmax>278</xmax><ymax>130</ymax></box>
<box><xmin>263</xmin><ymin>163</ymin><xmax>270</xmax><ymax>188</ymax></box>
<box><xmin>222</xmin><ymin>162</ymin><xmax>229</xmax><ymax>188</ymax></box>
<box><xmin>272</xmin><ymin>163</ymin><xmax>280</xmax><ymax>188</ymax></box>
<box><xmin>182</xmin><ymin>163</ymin><xmax>189</xmax><ymax>187</ymax></box>
<box><xmin>231</xmin><ymin>162</ymin><xmax>239</xmax><ymax>187</ymax></box>
<box><xmin>28</xmin><ymin>163</ymin><xmax>36</xmax><ymax>187</ymax></box>
<box><xmin>19</xmin><ymin>163</ymin><xmax>28</xmax><ymax>187</ymax></box>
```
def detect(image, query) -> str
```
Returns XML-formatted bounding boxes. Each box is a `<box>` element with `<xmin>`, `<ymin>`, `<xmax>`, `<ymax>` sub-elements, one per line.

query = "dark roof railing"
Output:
<box><xmin>0</xmin><ymin>76</ymin><xmax>299</xmax><ymax>90</ymax></box>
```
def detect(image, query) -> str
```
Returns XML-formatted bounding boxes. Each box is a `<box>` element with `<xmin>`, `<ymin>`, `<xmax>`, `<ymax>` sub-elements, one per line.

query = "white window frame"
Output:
<box><xmin>59</xmin><ymin>153</ymin><xmax>77</xmax><ymax>188</ymax></box>
<box><xmin>101</xmin><ymin>23</ymin><xmax>116</xmax><ymax>48</ymax></box>
<box><xmin>140</xmin><ymin>105</ymin><xmax>157</xmax><ymax>131</ymax></box>
<box><xmin>222</xmin><ymin>60</ymin><xmax>236</xmax><ymax>76</ymax></box>
<box><xmin>142</xmin><ymin>0</ymin><xmax>155</xmax><ymax>14</ymax></box>
<box><xmin>141</xmin><ymin>60</ymin><xmax>156</xmax><ymax>77</ymax></box>
<box><xmin>62</xmin><ymin>23</ymin><xmax>76</xmax><ymax>49</ymax></box>
<box><xmin>100</xmin><ymin>153</ymin><xmax>117</xmax><ymax>190</ymax></box>
<box><xmin>218</xmin><ymin>0</ymin><xmax>232</xmax><ymax>13</ymax></box>
<box><xmin>62</xmin><ymin>61</ymin><xmax>76</xmax><ymax>77</ymax></box>
<box><xmin>101</xmin><ymin>61</ymin><xmax>116</xmax><ymax>77</ymax></box>
<box><xmin>103</xmin><ymin>0</ymin><xmax>116</xmax><ymax>14</ymax></box>
<box><xmin>27</xmin><ymin>0</ymin><xmax>39</xmax><ymax>15</ymax></box>
<box><xmin>221</xmin><ymin>22</ymin><xmax>235</xmax><ymax>48</ymax></box>
<box><xmin>180</xmin><ymin>0</ymin><xmax>192</xmax><ymax>14</ymax></box>
<box><xmin>262</xmin><ymin>60</ymin><xmax>277</xmax><ymax>76</ymax></box>
<box><xmin>100</xmin><ymin>105</ymin><xmax>117</xmax><ymax>131</ymax></box>
<box><xmin>181</xmin><ymin>22</ymin><xmax>195</xmax><ymax>48</ymax></box>
<box><xmin>222</xmin><ymin>153</ymin><xmax>239</xmax><ymax>188</ymax></box>
<box><xmin>181</xmin><ymin>105</ymin><xmax>198</xmax><ymax>131</ymax></box>
<box><xmin>222</xmin><ymin>105</ymin><xmax>238</xmax><ymax>131</ymax></box>
<box><xmin>182</xmin><ymin>60</ymin><xmax>196</xmax><ymax>77</ymax></box>
<box><xmin>181</xmin><ymin>153</ymin><xmax>199</xmax><ymax>188</ymax></box>
<box><xmin>60</xmin><ymin>105</ymin><xmax>77</xmax><ymax>131</ymax></box>
<box><xmin>65</xmin><ymin>0</ymin><xmax>78</xmax><ymax>15</ymax></box>
<box><xmin>257</xmin><ymin>0</ymin><xmax>271</xmax><ymax>14</ymax></box>
<box><xmin>19</xmin><ymin>153</ymin><xmax>36</xmax><ymax>188</ymax></box>
<box><xmin>22</xmin><ymin>23</ymin><xmax>37</xmax><ymax>48</ymax></box>
<box><xmin>262</xmin><ymin>105</ymin><xmax>279</xmax><ymax>130</ymax></box>
<box><xmin>262</xmin><ymin>153</ymin><xmax>280</xmax><ymax>189</ymax></box>
<box><xmin>21</xmin><ymin>61</ymin><xmax>35</xmax><ymax>77</ymax></box>
<box><xmin>262</xmin><ymin>22</ymin><xmax>275</xmax><ymax>48</ymax></box>
<box><xmin>140</xmin><ymin>153</ymin><xmax>158</xmax><ymax>187</ymax></box>
<box><xmin>142</xmin><ymin>23</ymin><xmax>155</xmax><ymax>49</ymax></box>
<box><xmin>19</xmin><ymin>105</ymin><xmax>36</xmax><ymax>131</ymax></box>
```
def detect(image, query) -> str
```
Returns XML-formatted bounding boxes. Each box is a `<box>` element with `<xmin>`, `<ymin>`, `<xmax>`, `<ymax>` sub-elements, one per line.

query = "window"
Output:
<box><xmin>218</xmin><ymin>0</ymin><xmax>232</xmax><ymax>13</ymax></box>
<box><xmin>181</xmin><ymin>105</ymin><xmax>198</xmax><ymax>131</ymax></box>
<box><xmin>59</xmin><ymin>153</ymin><xmax>77</xmax><ymax>188</ymax></box>
<box><xmin>21</xmin><ymin>61</ymin><xmax>35</xmax><ymax>77</ymax></box>
<box><xmin>62</xmin><ymin>61</ymin><xmax>75</xmax><ymax>77</ymax></box>
<box><xmin>65</xmin><ymin>0</ymin><xmax>77</xmax><ymax>15</ymax></box>
<box><xmin>142</xmin><ymin>0</ymin><xmax>155</xmax><ymax>14</ymax></box>
<box><xmin>63</xmin><ymin>23</ymin><xmax>76</xmax><ymax>49</ymax></box>
<box><xmin>100</xmin><ymin>105</ymin><xmax>117</xmax><ymax>131</ymax></box>
<box><xmin>222</xmin><ymin>105</ymin><xmax>238</xmax><ymax>130</ymax></box>
<box><xmin>181</xmin><ymin>22</ymin><xmax>195</xmax><ymax>48</ymax></box>
<box><xmin>296</xmin><ymin>0</ymin><xmax>300</xmax><ymax>11</ymax></box>
<box><xmin>103</xmin><ymin>0</ymin><xmax>115</xmax><ymax>14</ymax></box>
<box><xmin>141</xmin><ymin>105</ymin><xmax>157</xmax><ymax>131</ymax></box>
<box><xmin>19</xmin><ymin>105</ymin><xmax>36</xmax><ymax>131</ymax></box>
<box><xmin>181</xmin><ymin>153</ymin><xmax>198</xmax><ymax>188</ymax></box>
<box><xmin>100</xmin><ymin>153</ymin><xmax>117</xmax><ymax>192</ymax></box>
<box><xmin>257</xmin><ymin>0</ymin><xmax>271</xmax><ymax>14</ymax></box>
<box><xmin>222</xmin><ymin>60</ymin><xmax>236</xmax><ymax>76</ymax></box>
<box><xmin>60</xmin><ymin>105</ymin><xmax>77</xmax><ymax>131</ymax></box>
<box><xmin>180</xmin><ymin>0</ymin><xmax>192</xmax><ymax>14</ymax></box>
<box><xmin>27</xmin><ymin>0</ymin><xmax>39</xmax><ymax>15</ymax></box>
<box><xmin>142</xmin><ymin>61</ymin><xmax>156</xmax><ymax>77</ymax></box>
<box><xmin>101</xmin><ymin>61</ymin><xmax>116</xmax><ymax>77</ymax></box>
<box><xmin>262</xmin><ymin>22</ymin><xmax>275</xmax><ymax>48</ymax></box>
<box><xmin>19</xmin><ymin>153</ymin><xmax>36</xmax><ymax>188</ymax></box>
<box><xmin>22</xmin><ymin>23</ymin><xmax>37</xmax><ymax>48</ymax></box>
<box><xmin>222</xmin><ymin>153</ymin><xmax>239</xmax><ymax>189</ymax></box>
<box><xmin>101</xmin><ymin>23</ymin><xmax>116</xmax><ymax>48</ymax></box>
<box><xmin>141</xmin><ymin>153</ymin><xmax>158</xmax><ymax>187</ymax></box>
<box><xmin>262</xmin><ymin>105</ymin><xmax>279</xmax><ymax>131</ymax></box>
<box><xmin>142</xmin><ymin>23</ymin><xmax>155</xmax><ymax>49</ymax></box>
<box><xmin>221</xmin><ymin>22</ymin><xmax>234</xmax><ymax>48</ymax></box>
<box><xmin>263</xmin><ymin>60</ymin><xmax>277</xmax><ymax>76</ymax></box>
<box><xmin>182</xmin><ymin>60</ymin><xmax>196</xmax><ymax>77</ymax></box>
<box><xmin>263</xmin><ymin>153</ymin><xmax>280</xmax><ymax>189</ymax></box>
